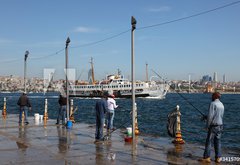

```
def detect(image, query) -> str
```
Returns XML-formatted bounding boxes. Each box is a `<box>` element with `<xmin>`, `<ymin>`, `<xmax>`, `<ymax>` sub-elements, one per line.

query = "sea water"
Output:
<box><xmin>1</xmin><ymin>92</ymin><xmax>239</xmax><ymax>151</ymax></box>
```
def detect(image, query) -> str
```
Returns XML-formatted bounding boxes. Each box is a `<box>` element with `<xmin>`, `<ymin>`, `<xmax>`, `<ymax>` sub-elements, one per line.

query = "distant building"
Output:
<box><xmin>213</xmin><ymin>72</ymin><xmax>217</xmax><ymax>82</ymax></box>
<box><xmin>223</xmin><ymin>74</ymin><xmax>226</xmax><ymax>83</ymax></box>
<box><xmin>201</xmin><ymin>75</ymin><xmax>212</xmax><ymax>85</ymax></box>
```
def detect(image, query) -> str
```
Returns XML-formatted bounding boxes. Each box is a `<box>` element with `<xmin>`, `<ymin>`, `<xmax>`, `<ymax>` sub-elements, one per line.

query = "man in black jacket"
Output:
<box><xmin>56</xmin><ymin>94</ymin><xmax>67</xmax><ymax>125</ymax></box>
<box><xmin>17</xmin><ymin>93</ymin><xmax>31</xmax><ymax>125</ymax></box>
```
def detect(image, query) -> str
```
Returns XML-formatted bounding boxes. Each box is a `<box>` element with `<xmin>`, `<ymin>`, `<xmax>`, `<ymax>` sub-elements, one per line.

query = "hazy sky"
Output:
<box><xmin>0</xmin><ymin>0</ymin><xmax>239</xmax><ymax>82</ymax></box>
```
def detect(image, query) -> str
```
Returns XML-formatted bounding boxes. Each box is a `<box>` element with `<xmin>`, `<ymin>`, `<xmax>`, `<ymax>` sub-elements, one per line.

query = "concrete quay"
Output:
<box><xmin>0</xmin><ymin>112</ymin><xmax>238</xmax><ymax>165</ymax></box>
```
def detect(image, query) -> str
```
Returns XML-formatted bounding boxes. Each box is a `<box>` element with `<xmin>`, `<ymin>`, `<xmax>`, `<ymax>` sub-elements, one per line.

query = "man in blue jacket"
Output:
<box><xmin>95</xmin><ymin>92</ymin><xmax>108</xmax><ymax>142</ymax></box>
<box><xmin>200</xmin><ymin>92</ymin><xmax>224</xmax><ymax>163</ymax></box>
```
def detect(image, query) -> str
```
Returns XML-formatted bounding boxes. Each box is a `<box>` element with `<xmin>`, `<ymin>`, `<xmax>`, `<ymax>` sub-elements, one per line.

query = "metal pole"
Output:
<box><xmin>131</xmin><ymin>16</ymin><xmax>137</xmax><ymax>140</ymax></box>
<box><xmin>65</xmin><ymin>37</ymin><xmax>70</xmax><ymax>121</ymax></box>
<box><xmin>24</xmin><ymin>51</ymin><xmax>29</xmax><ymax>93</ymax></box>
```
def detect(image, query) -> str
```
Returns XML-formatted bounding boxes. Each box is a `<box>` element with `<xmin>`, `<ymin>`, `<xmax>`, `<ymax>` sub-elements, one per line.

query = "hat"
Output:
<box><xmin>212</xmin><ymin>92</ymin><xmax>221</xmax><ymax>100</ymax></box>
<box><xmin>111</xmin><ymin>94</ymin><xmax>115</xmax><ymax>98</ymax></box>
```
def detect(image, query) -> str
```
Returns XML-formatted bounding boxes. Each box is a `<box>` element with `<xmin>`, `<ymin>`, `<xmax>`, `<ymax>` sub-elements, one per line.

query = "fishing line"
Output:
<box><xmin>103</xmin><ymin>110</ymin><xmax>132</xmax><ymax>139</ymax></box>
<box><xmin>151</xmin><ymin>69</ymin><xmax>205</xmax><ymax>117</ymax></box>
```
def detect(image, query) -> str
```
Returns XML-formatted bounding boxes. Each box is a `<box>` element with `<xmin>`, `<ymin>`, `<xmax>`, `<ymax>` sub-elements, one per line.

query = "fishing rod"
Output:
<box><xmin>103</xmin><ymin>110</ymin><xmax>132</xmax><ymax>140</ymax></box>
<box><xmin>151</xmin><ymin>69</ymin><xmax>206</xmax><ymax>117</ymax></box>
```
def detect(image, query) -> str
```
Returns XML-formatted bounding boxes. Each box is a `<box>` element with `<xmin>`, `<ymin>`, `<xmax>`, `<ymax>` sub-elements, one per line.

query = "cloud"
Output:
<box><xmin>73</xmin><ymin>26</ymin><xmax>99</xmax><ymax>33</ymax></box>
<box><xmin>148</xmin><ymin>6</ymin><xmax>171</xmax><ymax>12</ymax></box>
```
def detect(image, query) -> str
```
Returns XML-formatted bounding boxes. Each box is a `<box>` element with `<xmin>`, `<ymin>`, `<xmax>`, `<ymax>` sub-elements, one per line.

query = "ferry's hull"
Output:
<box><xmin>69</xmin><ymin>92</ymin><xmax>150</xmax><ymax>98</ymax></box>
<box><xmin>69</xmin><ymin>87</ymin><xmax>168</xmax><ymax>98</ymax></box>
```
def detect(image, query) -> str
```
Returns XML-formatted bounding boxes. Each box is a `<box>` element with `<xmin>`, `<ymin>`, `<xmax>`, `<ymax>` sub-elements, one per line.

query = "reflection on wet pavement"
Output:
<box><xmin>0</xmin><ymin>113</ymin><xmax>239</xmax><ymax>165</ymax></box>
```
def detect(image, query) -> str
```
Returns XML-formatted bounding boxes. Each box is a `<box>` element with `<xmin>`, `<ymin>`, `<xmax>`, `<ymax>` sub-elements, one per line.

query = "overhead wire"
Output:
<box><xmin>29</xmin><ymin>48</ymin><xmax>65</xmax><ymax>60</ymax></box>
<box><xmin>137</xmin><ymin>0</ymin><xmax>240</xmax><ymax>30</ymax></box>
<box><xmin>70</xmin><ymin>29</ymin><xmax>131</xmax><ymax>49</ymax></box>
<box><xmin>1</xmin><ymin>1</ymin><xmax>240</xmax><ymax>64</ymax></box>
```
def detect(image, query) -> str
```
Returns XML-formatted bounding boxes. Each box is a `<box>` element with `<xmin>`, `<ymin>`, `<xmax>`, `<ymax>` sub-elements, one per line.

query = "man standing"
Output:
<box><xmin>200</xmin><ymin>92</ymin><xmax>224</xmax><ymax>163</ymax></box>
<box><xmin>106</xmin><ymin>94</ymin><xmax>118</xmax><ymax>131</ymax></box>
<box><xmin>95</xmin><ymin>92</ymin><xmax>108</xmax><ymax>142</ymax></box>
<box><xmin>56</xmin><ymin>94</ymin><xmax>67</xmax><ymax>125</ymax></box>
<box><xmin>17</xmin><ymin>92</ymin><xmax>31</xmax><ymax>125</ymax></box>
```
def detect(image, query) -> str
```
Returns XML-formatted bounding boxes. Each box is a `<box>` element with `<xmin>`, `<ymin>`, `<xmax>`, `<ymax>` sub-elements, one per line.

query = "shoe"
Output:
<box><xmin>199</xmin><ymin>157</ymin><xmax>211</xmax><ymax>163</ymax></box>
<box><xmin>215</xmin><ymin>157</ymin><xmax>221</xmax><ymax>163</ymax></box>
<box><xmin>94</xmin><ymin>138</ymin><xmax>104</xmax><ymax>144</ymax></box>
<box><xmin>25</xmin><ymin>122</ymin><xmax>29</xmax><ymax>125</ymax></box>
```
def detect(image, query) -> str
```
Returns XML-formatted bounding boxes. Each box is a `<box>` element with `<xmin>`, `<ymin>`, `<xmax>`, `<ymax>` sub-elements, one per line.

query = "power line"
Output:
<box><xmin>30</xmin><ymin>48</ymin><xmax>64</xmax><ymax>60</ymax></box>
<box><xmin>0</xmin><ymin>58</ymin><xmax>22</xmax><ymax>64</ymax></box>
<box><xmin>70</xmin><ymin>29</ymin><xmax>131</xmax><ymax>49</ymax></box>
<box><xmin>138</xmin><ymin>1</ymin><xmax>240</xmax><ymax>30</ymax></box>
<box><xmin>0</xmin><ymin>48</ymin><xmax>65</xmax><ymax>64</ymax></box>
<box><xmin>1</xmin><ymin>1</ymin><xmax>239</xmax><ymax>63</ymax></box>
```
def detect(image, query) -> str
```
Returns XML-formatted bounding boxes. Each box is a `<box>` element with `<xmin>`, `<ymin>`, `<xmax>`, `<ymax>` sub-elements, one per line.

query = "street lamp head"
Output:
<box><xmin>66</xmin><ymin>37</ymin><xmax>71</xmax><ymax>48</ymax></box>
<box><xmin>131</xmin><ymin>16</ymin><xmax>137</xmax><ymax>30</ymax></box>
<box><xmin>25</xmin><ymin>50</ymin><xmax>29</xmax><ymax>61</ymax></box>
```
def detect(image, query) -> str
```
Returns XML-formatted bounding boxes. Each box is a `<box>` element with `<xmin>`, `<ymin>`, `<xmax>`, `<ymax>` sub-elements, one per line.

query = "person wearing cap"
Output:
<box><xmin>106</xmin><ymin>94</ymin><xmax>118</xmax><ymax>131</ymax></box>
<box><xmin>17</xmin><ymin>92</ymin><xmax>32</xmax><ymax>125</ymax></box>
<box><xmin>95</xmin><ymin>92</ymin><xmax>108</xmax><ymax>142</ymax></box>
<box><xmin>200</xmin><ymin>92</ymin><xmax>224</xmax><ymax>163</ymax></box>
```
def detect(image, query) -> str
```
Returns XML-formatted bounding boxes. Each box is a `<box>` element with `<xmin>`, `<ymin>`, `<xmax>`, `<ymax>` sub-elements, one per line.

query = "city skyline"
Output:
<box><xmin>0</xmin><ymin>0</ymin><xmax>240</xmax><ymax>81</ymax></box>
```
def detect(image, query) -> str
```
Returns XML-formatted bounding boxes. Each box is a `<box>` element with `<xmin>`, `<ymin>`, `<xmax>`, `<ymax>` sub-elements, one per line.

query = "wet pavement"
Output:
<box><xmin>0</xmin><ymin>111</ymin><xmax>239</xmax><ymax>165</ymax></box>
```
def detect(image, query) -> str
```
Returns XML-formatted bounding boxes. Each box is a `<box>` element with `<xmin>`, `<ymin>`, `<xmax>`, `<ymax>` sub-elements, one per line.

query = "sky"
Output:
<box><xmin>0</xmin><ymin>0</ymin><xmax>240</xmax><ymax>82</ymax></box>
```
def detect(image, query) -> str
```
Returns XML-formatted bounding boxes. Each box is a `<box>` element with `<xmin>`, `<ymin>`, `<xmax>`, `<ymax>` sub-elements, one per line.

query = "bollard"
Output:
<box><xmin>69</xmin><ymin>99</ymin><xmax>75</xmax><ymax>123</ymax></box>
<box><xmin>22</xmin><ymin>111</ymin><xmax>25</xmax><ymax>123</ymax></box>
<box><xmin>43</xmin><ymin>98</ymin><xmax>48</xmax><ymax>120</ymax></box>
<box><xmin>172</xmin><ymin>105</ymin><xmax>185</xmax><ymax>144</ymax></box>
<box><xmin>2</xmin><ymin>97</ymin><xmax>7</xmax><ymax>118</ymax></box>
<box><xmin>134</xmin><ymin>103</ymin><xmax>139</xmax><ymax>135</ymax></box>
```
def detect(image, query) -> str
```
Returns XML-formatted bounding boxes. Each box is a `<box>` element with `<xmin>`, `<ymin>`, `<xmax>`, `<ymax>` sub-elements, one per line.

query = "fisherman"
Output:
<box><xmin>56</xmin><ymin>94</ymin><xmax>67</xmax><ymax>125</ymax></box>
<box><xmin>200</xmin><ymin>92</ymin><xmax>224</xmax><ymax>163</ymax></box>
<box><xmin>17</xmin><ymin>92</ymin><xmax>32</xmax><ymax>125</ymax></box>
<box><xmin>106</xmin><ymin>94</ymin><xmax>118</xmax><ymax>131</ymax></box>
<box><xmin>95</xmin><ymin>92</ymin><xmax>108</xmax><ymax>142</ymax></box>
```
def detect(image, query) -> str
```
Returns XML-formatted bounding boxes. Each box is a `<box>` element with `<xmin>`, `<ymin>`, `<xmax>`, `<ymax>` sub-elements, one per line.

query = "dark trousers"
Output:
<box><xmin>19</xmin><ymin>106</ymin><xmax>28</xmax><ymax>123</ymax></box>
<box><xmin>95</xmin><ymin>117</ymin><xmax>104</xmax><ymax>140</ymax></box>
<box><xmin>57</xmin><ymin>105</ymin><xmax>66</xmax><ymax>124</ymax></box>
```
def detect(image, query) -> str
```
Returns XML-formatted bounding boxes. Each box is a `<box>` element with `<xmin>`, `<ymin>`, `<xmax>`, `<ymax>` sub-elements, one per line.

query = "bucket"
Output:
<box><xmin>34</xmin><ymin>113</ymin><xmax>39</xmax><ymax>121</ymax></box>
<box><xmin>39</xmin><ymin>115</ymin><xmax>43</xmax><ymax>121</ymax></box>
<box><xmin>126</xmin><ymin>127</ymin><xmax>132</xmax><ymax>136</ymax></box>
<box><xmin>34</xmin><ymin>119</ymin><xmax>39</xmax><ymax>125</ymax></box>
<box><xmin>124</xmin><ymin>136</ymin><xmax>133</xmax><ymax>143</ymax></box>
<box><xmin>66</xmin><ymin>121</ymin><xmax>73</xmax><ymax>129</ymax></box>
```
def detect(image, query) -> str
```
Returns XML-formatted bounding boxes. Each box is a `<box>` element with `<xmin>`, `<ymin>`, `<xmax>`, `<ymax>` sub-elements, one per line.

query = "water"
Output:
<box><xmin>1</xmin><ymin>92</ymin><xmax>239</xmax><ymax>151</ymax></box>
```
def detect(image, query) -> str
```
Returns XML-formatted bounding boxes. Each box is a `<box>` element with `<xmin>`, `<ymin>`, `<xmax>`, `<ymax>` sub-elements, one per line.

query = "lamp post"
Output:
<box><xmin>131</xmin><ymin>16</ymin><xmax>137</xmax><ymax>141</ymax></box>
<box><xmin>24</xmin><ymin>51</ymin><xmax>29</xmax><ymax>93</ymax></box>
<box><xmin>65</xmin><ymin>37</ymin><xmax>70</xmax><ymax>121</ymax></box>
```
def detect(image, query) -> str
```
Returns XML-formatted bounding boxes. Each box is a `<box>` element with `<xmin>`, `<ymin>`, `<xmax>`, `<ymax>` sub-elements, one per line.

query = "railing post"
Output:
<box><xmin>43</xmin><ymin>98</ymin><xmax>48</xmax><ymax>120</ymax></box>
<box><xmin>2</xmin><ymin>97</ymin><xmax>7</xmax><ymax>118</ymax></box>
<box><xmin>172</xmin><ymin>105</ymin><xmax>185</xmax><ymax>144</ymax></box>
<box><xmin>70</xmin><ymin>99</ymin><xmax>75</xmax><ymax>123</ymax></box>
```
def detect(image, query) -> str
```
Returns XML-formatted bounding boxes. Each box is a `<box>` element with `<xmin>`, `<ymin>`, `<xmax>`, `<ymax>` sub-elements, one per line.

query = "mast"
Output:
<box><xmin>146</xmin><ymin>62</ymin><xmax>149</xmax><ymax>82</ymax></box>
<box><xmin>90</xmin><ymin>57</ymin><xmax>95</xmax><ymax>85</ymax></box>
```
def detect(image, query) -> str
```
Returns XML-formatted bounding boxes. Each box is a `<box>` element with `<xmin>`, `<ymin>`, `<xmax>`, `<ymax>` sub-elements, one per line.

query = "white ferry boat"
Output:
<box><xmin>69</xmin><ymin>74</ymin><xmax>169</xmax><ymax>98</ymax></box>
<box><xmin>69</xmin><ymin>58</ymin><xmax>169</xmax><ymax>98</ymax></box>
